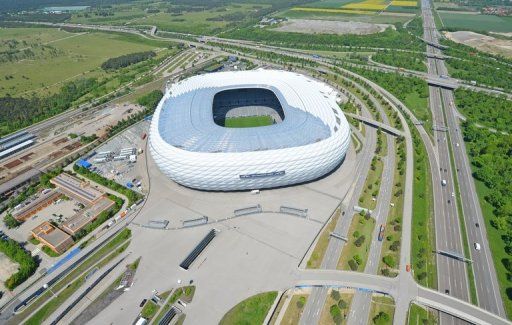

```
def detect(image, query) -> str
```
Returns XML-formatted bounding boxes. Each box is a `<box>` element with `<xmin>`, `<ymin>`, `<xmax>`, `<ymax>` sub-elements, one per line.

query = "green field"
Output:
<box><xmin>439</xmin><ymin>12</ymin><xmax>512</xmax><ymax>32</ymax></box>
<box><xmin>220</xmin><ymin>291</ymin><xmax>277</xmax><ymax>325</ymax></box>
<box><xmin>408</xmin><ymin>303</ymin><xmax>438</xmax><ymax>324</ymax></box>
<box><xmin>69</xmin><ymin>3</ymin><xmax>269</xmax><ymax>35</ymax></box>
<box><xmin>224</xmin><ymin>115</ymin><xmax>274</xmax><ymax>128</ymax></box>
<box><xmin>0</xmin><ymin>28</ymin><xmax>171</xmax><ymax>97</ymax></box>
<box><xmin>276</xmin><ymin>9</ymin><xmax>413</xmax><ymax>24</ymax></box>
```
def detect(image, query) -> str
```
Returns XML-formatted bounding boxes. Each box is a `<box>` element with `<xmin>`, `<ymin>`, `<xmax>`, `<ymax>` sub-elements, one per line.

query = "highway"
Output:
<box><xmin>422</xmin><ymin>3</ymin><xmax>471</xmax><ymax>324</ymax></box>
<box><xmin>345</xmin><ymin>79</ymin><xmax>397</xmax><ymax>325</ymax></box>
<box><xmin>300</xmin><ymin>88</ymin><xmax>378</xmax><ymax>325</ymax></box>
<box><xmin>421</xmin><ymin>0</ymin><xmax>506</xmax><ymax>321</ymax></box>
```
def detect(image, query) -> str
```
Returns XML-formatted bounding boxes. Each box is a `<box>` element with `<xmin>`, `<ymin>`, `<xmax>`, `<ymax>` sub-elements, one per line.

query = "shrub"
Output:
<box><xmin>297</xmin><ymin>296</ymin><xmax>306</xmax><ymax>308</ymax></box>
<box><xmin>390</xmin><ymin>241</ymin><xmax>401</xmax><ymax>252</ymax></box>
<box><xmin>330</xmin><ymin>304</ymin><xmax>342</xmax><ymax>324</ymax></box>
<box><xmin>348</xmin><ymin>259</ymin><xmax>358</xmax><ymax>271</ymax></box>
<box><xmin>338</xmin><ymin>299</ymin><xmax>348</xmax><ymax>309</ymax></box>
<box><xmin>373</xmin><ymin>311</ymin><xmax>390</xmax><ymax>324</ymax></box>
<box><xmin>353</xmin><ymin>254</ymin><xmax>362</xmax><ymax>265</ymax></box>
<box><xmin>331</xmin><ymin>289</ymin><xmax>341</xmax><ymax>301</ymax></box>
<box><xmin>4</xmin><ymin>213</ymin><xmax>20</xmax><ymax>229</ymax></box>
<box><xmin>354</xmin><ymin>235</ymin><xmax>366</xmax><ymax>248</ymax></box>
<box><xmin>383</xmin><ymin>255</ymin><xmax>396</xmax><ymax>268</ymax></box>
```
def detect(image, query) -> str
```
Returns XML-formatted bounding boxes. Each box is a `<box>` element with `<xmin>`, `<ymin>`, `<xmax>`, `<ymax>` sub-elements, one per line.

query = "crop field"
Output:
<box><xmin>344</xmin><ymin>0</ymin><xmax>390</xmax><ymax>11</ymax></box>
<box><xmin>291</xmin><ymin>7</ymin><xmax>376</xmax><ymax>15</ymax></box>
<box><xmin>390</xmin><ymin>1</ymin><xmax>417</xmax><ymax>6</ymax></box>
<box><xmin>439</xmin><ymin>12</ymin><xmax>512</xmax><ymax>32</ymax></box>
<box><xmin>70</xmin><ymin>3</ymin><xmax>269</xmax><ymax>35</ymax></box>
<box><xmin>0</xmin><ymin>28</ymin><xmax>170</xmax><ymax>97</ymax></box>
<box><xmin>283</xmin><ymin>0</ymin><xmax>416</xmax><ymax>24</ymax></box>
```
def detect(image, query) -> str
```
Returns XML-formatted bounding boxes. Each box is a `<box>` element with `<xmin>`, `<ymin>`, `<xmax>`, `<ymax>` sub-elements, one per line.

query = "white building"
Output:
<box><xmin>149</xmin><ymin>70</ymin><xmax>351</xmax><ymax>191</ymax></box>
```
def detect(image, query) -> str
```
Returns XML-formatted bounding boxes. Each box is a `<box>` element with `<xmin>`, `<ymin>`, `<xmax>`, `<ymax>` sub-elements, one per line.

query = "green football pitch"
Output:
<box><xmin>224</xmin><ymin>115</ymin><xmax>274</xmax><ymax>128</ymax></box>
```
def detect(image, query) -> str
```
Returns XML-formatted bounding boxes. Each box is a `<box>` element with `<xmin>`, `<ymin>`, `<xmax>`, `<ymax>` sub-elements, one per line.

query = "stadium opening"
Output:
<box><xmin>149</xmin><ymin>69</ymin><xmax>351</xmax><ymax>191</ymax></box>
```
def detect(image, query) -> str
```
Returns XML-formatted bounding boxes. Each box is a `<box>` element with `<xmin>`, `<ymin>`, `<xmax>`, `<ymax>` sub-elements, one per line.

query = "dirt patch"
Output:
<box><xmin>274</xmin><ymin>19</ymin><xmax>394</xmax><ymax>35</ymax></box>
<box><xmin>0</xmin><ymin>253</ymin><xmax>19</xmax><ymax>282</ymax></box>
<box><xmin>4</xmin><ymin>159</ymin><xmax>23</xmax><ymax>169</ymax></box>
<box><xmin>445</xmin><ymin>31</ymin><xmax>512</xmax><ymax>58</ymax></box>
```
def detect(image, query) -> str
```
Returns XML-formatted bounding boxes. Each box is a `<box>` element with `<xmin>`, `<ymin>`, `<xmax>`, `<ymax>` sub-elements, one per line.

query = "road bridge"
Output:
<box><xmin>426</xmin><ymin>77</ymin><xmax>458</xmax><ymax>89</ymax></box>
<box><xmin>344</xmin><ymin>112</ymin><xmax>404</xmax><ymax>137</ymax></box>
<box><xmin>297</xmin><ymin>269</ymin><xmax>511</xmax><ymax>325</ymax></box>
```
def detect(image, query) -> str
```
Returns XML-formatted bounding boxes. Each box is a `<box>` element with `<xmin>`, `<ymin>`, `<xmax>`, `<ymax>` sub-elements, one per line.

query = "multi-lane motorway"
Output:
<box><xmin>421</xmin><ymin>0</ymin><xmax>506</xmax><ymax>320</ymax></box>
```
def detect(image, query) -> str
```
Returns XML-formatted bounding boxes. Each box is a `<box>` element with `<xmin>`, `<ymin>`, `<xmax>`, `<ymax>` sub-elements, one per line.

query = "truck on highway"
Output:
<box><xmin>378</xmin><ymin>225</ymin><xmax>385</xmax><ymax>241</ymax></box>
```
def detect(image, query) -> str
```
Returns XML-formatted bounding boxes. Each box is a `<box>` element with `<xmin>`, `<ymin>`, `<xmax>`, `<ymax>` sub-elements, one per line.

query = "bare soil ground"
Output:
<box><xmin>0</xmin><ymin>253</ymin><xmax>19</xmax><ymax>282</ymax></box>
<box><xmin>445</xmin><ymin>31</ymin><xmax>512</xmax><ymax>58</ymax></box>
<box><xmin>274</xmin><ymin>19</ymin><xmax>394</xmax><ymax>35</ymax></box>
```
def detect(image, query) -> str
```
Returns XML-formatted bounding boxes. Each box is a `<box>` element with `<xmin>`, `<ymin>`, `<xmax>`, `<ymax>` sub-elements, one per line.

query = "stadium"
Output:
<box><xmin>149</xmin><ymin>69</ymin><xmax>351</xmax><ymax>191</ymax></box>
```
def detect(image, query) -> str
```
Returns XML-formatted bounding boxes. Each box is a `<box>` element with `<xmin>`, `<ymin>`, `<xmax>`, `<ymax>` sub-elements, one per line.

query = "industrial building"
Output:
<box><xmin>11</xmin><ymin>189</ymin><xmax>62</xmax><ymax>222</ymax></box>
<box><xmin>50</xmin><ymin>173</ymin><xmax>105</xmax><ymax>205</ymax></box>
<box><xmin>0</xmin><ymin>131</ymin><xmax>36</xmax><ymax>160</ymax></box>
<box><xmin>60</xmin><ymin>196</ymin><xmax>115</xmax><ymax>236</ymax></box>
<box><xmin>149</xmin><ymin>69</ymin><xmax>351</xmax><ymax>191</ymax></box>
<box><xmin>31</xmin><ymin>221</ymin><xmax>74</xmax><ymax>254</ymax></box>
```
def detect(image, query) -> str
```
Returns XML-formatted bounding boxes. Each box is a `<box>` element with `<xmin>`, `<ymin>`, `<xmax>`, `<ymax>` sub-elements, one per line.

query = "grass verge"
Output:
<box><xmin>369</xmin><ymin>295</ymin><xmax>395</xmax><ymax>324</ymax></box>
<box><xmin>219</xmin><ymin>291</ymin><xmax>278</xmax><ymax>325</ymax></box>
<box><xmin>408</xmin><ymin>303</ymin><xmax>438</xmax><ymax>324</ymax></box>
<box><xmin>307</xmin><ymin>208</ymin><xmax>341</xmax><ymax>269</ymax></box>
<box><xmin>409</xmin><ymin>123</ymin><xmax>436</xmax><ymax>288</ymax></box>
<box><xmin>281</xmin><ymin>294</ymin><xmax>308</xmax><ymax>325</ymax></box>
<box><xmin>337</xmin><ymin>213</ymin><xmax>376</xmax><ymax>271</ymax></box>
<box><xmin>320</xmin><ymin>289</ymin><xmax>352</xmax><ymax>325</ymax></box>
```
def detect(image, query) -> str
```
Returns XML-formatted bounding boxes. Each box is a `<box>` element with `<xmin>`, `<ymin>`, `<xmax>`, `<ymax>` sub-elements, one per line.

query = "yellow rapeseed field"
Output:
<box><xmin>291</xmin><ymin>7</ymin><xmax>376</xmax><ymax>15</ymax></box>
<box><xmin>343</xmin><ymin>0</ymin><xmax>389</xmax><ymax>11</ymax></box>
<box><xmin>390</xmin><ymin>0</ymin><xmax>418</xmax><ymax>6</ymax></box>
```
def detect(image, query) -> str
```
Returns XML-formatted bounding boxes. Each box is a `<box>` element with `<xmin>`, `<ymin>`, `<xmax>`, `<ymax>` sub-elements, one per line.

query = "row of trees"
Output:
<box><xmin>372</xmin><ymin>50</ymin><xmax>427</xmax><ymax>72</ymax></box>
<box><xmin>101</xmin><ymin>51</ymin><xmax>156</xmax><ymax>71</ymax></box>
<box><xmin>106</xmin><ymin>90</ymin><xmax>163</xmax><ymax>138</ymax></box>
<box><xmin>0</xmin><ymin>78</ymin><xmax>98</xmax><ymax>136</ymax></box>
<box><xmin>455</xmin><ymin>89</ymin><xmax>512</xmax><ymax>133</ymax></box>
<box><xmin>462</xmin><ymin>121</ymin><xmax>512</xmax><ymax>303</ymax></box>
<box><xmin>221</xmin><ymin>24</ymin><xmax>423</xmax><ymax>52</ymax></box>
<box><xmin>0</xmin><ymin>238</ymin><xmax>38</xmax><ymax>290</ymax></box>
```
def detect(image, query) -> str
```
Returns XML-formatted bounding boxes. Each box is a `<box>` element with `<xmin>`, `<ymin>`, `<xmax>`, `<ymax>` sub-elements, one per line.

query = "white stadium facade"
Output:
<box><xmin>149</xmin><ymin>69</ymin><xmax>351</xmax><ymax>191</ymax></box>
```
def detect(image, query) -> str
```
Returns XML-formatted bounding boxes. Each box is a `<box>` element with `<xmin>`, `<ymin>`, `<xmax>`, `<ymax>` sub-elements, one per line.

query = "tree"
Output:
<box><xmin>3</xmin><ymin>214</ymin><xmax>19</xmax><ymax>229</ymax></box>
<box><xmin>383</xmin><ymin>255</ymin><xmax>396</xmax><ymax>268</ymax></box>
<box><xmin>373</xmin><ymin>311</ymin><xmax>390</xmax><ymax>325</ymax></box>
<box><xmin>338</xmin><ymin>299</ymin><xmax>348</xmax><ymax>309</ymax></box>
<box><xmin>331</xmin><ymin>289</ymin><xmax>341</xmax><ymax>301</ymax></box>
<box><xmin>354</xmin><ymin>235</ymin><xmax>366</xmax><ymax>248</ymax></box>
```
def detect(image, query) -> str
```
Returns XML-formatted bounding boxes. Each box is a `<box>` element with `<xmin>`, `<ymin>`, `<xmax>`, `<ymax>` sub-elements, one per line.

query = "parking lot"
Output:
<box><xmin>85</xmin><ymin>121</ymin><xmax>150</xmax><ymax>194</ymax></box>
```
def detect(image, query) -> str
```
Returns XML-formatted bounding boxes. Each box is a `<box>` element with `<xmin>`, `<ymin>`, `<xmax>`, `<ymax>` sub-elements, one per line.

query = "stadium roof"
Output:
<box><xmin>157</xmin><ymin>70</ymin><xmax>343</xmax><ymax>153</ymax></box>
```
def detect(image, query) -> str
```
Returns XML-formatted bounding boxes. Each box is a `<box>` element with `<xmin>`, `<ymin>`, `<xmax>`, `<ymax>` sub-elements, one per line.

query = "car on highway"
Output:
<box><xmin>378</xmin><ymin>225</ymin><xmax>385</xmax><ymax>241</ymax></box>
<box><xmin>474</xmin><ymin>243</ymin><xmax>481</xmax><ymax>251</ymax></box>
<box><xmin>475</xmin><ymin>223</ymin><xmax>480</xmax><ymax>228</ymax></box>
<box><xmin>441</xmin><ymin>179</ymin><xmax>447</xmax><ymax>186</ymax></box>
<box><xmin>139</xmin><ymin>299</ymin><xmax>147</xmax><ymax>307</ymax></box>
